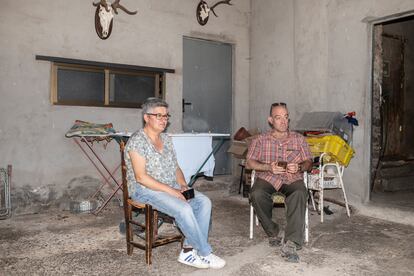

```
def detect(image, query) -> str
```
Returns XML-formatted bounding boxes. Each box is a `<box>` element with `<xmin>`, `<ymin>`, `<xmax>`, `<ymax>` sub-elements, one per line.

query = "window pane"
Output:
<box><xmin>57</xmin><ymin>68</ymin><xmax>105</xmax><ymax>103</ymax></box>
<box><xmin>109</xmin><ymin>73</ymin><xmax>155</xmax><ymax>106</ymax></box>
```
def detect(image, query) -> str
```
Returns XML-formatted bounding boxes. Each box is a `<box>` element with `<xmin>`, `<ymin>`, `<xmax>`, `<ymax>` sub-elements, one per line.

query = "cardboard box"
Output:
<box><xmin>228</xmin><ymin>140</ymin><xmax>249</xmax><ymax>159</ymax></box>
<box><xmin>227</xmin><ymin>128</ymin><xmax>261</xmax><ymax>159</ymax></box>
<box><xmin>247</xmin><ymin>128</ymin><xmax>261</xmax><ymax>136</ymax></box>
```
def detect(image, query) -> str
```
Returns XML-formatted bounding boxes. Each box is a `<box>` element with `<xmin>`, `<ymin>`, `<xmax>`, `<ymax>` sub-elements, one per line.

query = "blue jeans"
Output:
<box><xmin>131</xmin><ymin>186</ymin><xmax>213</xmax><ymax>256</ymax></box>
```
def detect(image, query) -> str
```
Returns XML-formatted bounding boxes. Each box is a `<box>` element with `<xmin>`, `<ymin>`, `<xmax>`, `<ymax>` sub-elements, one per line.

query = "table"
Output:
<box><xmin>169</xmin><ymin>133</ymin><xmax>230</xmax><ymax>186</ymax></box>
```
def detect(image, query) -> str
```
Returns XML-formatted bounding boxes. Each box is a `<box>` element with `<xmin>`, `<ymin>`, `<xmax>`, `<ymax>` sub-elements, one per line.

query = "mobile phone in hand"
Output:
<box><xmin>181</xmin><ymin>188</ymin><xmax>195</xmax><ymax>200</ymax></box>
<box><xmin>277</xmin><ymin>161</ymin><xmax>287</xmax><ymax>170</ymax></box>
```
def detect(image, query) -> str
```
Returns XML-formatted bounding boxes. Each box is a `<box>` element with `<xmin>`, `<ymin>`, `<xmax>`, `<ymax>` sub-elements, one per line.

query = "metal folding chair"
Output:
<box><xmin>249</xmin><ymin>170</ymin><xmax>309</xmax><ymax>243</ymax></box>
<box><xmin>307</xmin><ymin>153</ymin><xmax>351</xmax><ymax>222</ymax></box>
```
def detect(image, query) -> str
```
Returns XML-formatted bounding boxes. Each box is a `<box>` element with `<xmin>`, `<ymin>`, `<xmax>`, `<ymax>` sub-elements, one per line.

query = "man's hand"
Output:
<box><xmin>286</xmin><ymin>163</ymin><xmax>300</xmax><ymax>174</ymax></box>
<box><xmin>271</xmin><ymin>162</ymin><xmax>286</xmax><ymax>174</ymax></box>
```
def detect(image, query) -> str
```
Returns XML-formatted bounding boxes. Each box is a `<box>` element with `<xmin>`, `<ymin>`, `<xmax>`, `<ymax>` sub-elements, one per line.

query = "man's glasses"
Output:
<box><xmin>146</xmin><ymin>113</ymin><xmax>171</xmax><ymax>120</ymax></box>
<box><xmin>271</xmin><ymin>102</ymin><xmax>287</xmax><ymax>107</ymax></box>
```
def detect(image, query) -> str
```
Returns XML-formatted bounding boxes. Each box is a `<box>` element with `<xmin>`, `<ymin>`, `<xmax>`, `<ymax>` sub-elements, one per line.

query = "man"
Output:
<box><xmin>124</xmin><ymin>97</ymin><xmax>226</xmax><ymax>269</ymax></box>
<box><xmin>246</xmin><ymin>102</ymin><xmax>312</xmax><ymax>263</ymax></box>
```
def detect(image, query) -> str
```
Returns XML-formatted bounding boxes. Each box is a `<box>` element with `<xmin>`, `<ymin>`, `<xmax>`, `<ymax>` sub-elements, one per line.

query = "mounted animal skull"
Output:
<box><xmin>196</xmin><ymin>0</ymin><xmax>232</xmax><ymax>26</ymax></box>
<box><xmin>93</xmin><ymin>0</ymin><xmax>137</xmax><ymax>40</ymax></box>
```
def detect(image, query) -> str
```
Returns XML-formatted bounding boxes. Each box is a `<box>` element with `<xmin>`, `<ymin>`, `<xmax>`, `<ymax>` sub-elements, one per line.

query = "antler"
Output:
<box><xmin>209</xmin><ymin>0</ymin><xmax>232</xmax><ymax>17</ymax></box>
<box><xmin>111</xmin><ymin>0</ymin><xmax>137</xmax><ymax>15</ymax></box>
<box><xmin>93</xmin><ymin>0</ymin><xmax>110</xmax><ymax>12</ymax></box>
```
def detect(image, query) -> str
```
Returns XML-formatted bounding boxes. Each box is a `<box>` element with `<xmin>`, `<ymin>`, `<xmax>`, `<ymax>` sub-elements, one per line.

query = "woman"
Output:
<box><xmin>124</xmin><ymin>97</ymin><xmax>225</xmax><ymax>269</ymax></box>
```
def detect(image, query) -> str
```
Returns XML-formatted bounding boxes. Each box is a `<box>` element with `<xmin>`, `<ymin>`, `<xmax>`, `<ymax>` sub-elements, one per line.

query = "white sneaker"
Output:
<box><xmin>178</xmin><ymin>249</ymin><xmax>209</xmax><ymax>269</ymax></box>
<box><xmin>200</xmin><ymin>253</ymin><xmax>226</xmax><ymax>269</ymax></box>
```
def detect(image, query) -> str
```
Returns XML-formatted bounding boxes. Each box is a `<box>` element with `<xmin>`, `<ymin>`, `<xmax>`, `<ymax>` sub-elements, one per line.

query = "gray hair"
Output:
<box><xmin>141</xmin><ymin>97</ymin><xmax>168</xmax><ymax>120</ymax></box>
<box><xmin>269</xmin><ymin>102</ymin><xmax>287</xmax><ymax>115</ymax></box>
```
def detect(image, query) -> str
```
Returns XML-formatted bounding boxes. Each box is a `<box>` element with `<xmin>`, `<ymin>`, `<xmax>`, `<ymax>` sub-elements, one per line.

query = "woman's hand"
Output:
<box><xmin>169</xmin><ymin>187</ymin><xmax>187</xmax><ymax>201</ymax></box>
<box><xmin>180</xmin><ymin>185</ymin><xmax>189</xmax><ymax>192</ymax></box>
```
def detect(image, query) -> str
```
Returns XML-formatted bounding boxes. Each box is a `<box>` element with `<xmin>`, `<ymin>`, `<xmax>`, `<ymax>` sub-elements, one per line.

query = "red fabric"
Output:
<box><xmin>247</xmin><ymin>131</ymin><xmax>312</xmax><ymax>191</ymax></box>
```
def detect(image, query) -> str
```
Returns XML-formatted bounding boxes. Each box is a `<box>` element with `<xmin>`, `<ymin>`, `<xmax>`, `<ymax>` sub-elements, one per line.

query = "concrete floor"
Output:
<box><xmin>356</xmin><ymin>191</ymin><xmax>414</xmax><ymax>227</ymax></box>
<box><xmin>1</xmin><ymin>176</ymin><xmax>414</xmax><ymax>276</ymax></box>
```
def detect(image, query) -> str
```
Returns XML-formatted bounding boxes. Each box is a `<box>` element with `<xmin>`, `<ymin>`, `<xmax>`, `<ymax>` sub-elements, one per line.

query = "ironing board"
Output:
<box><xmin>169</xmin><ymin>133</ymin><xmax>230</xmax><ymax>186</ymax></box>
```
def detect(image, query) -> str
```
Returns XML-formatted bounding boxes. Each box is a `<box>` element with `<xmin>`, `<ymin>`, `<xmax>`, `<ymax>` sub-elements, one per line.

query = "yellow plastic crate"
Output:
<box><xmin>305</xmin><ymin>135</ymin><xmax>355</xmax><ymax>166</ymax></box>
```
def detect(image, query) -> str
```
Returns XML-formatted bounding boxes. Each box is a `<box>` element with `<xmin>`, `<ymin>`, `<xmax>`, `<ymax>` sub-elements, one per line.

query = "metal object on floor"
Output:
<box><xmin>0</xmin><ymin>165</ymin><xmax>12</xmax><ymax>219</ymax></box>
<box><xmin>70</xmin><ymin>199</ymin><xmax>99</xmax><ymax>213</ymax></box>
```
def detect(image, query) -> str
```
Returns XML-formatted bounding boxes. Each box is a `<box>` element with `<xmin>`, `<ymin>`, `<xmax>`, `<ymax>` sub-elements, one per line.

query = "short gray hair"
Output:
<box><xmin>141</xmin><ymin>97</ymin><xmax>168</xmax><ymax>119</ymax></box>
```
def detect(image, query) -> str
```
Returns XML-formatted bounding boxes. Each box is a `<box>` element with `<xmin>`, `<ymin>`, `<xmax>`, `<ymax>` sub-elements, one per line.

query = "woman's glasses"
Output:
<box><xmin>146</xmin><ymin>113</ymin><xmax>171</xmax><ymax>120</ymax></box>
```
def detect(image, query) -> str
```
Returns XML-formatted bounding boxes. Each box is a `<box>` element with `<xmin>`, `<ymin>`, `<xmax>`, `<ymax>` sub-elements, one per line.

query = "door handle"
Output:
<box><xmin>182</xmin><ymin>98</ymin><xmax>192</xmax><ymax>112</ymax></box>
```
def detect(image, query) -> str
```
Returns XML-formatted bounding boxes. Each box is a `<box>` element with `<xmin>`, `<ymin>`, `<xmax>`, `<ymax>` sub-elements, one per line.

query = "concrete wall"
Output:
<box><xmin>0</xmin><ymin>0</ymin><xmax>250</xmax><ymax>210</ymax></box>
<box><xmin>5</xmin><ymin>0</ymin><xmax>414</xmax><ymax>209</ymax></box>
<box><xmin>250</xmin><ymin>0</ymin><xmax>414</xmax><ymax>203</ymax></box>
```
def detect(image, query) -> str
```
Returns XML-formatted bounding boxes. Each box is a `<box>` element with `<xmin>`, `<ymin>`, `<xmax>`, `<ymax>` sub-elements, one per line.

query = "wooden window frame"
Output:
<box><xmin>50</xmin><ymin>63</ymin><xmax>164</xmax><ymax>108</ymax></box>
<box><xmin>106</xmin><ymin>68</ymin><xmax>161</xmax><ymax>108</ymax></box>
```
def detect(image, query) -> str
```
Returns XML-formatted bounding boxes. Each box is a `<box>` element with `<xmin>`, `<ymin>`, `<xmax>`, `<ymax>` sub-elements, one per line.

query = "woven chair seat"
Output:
<box><xmin>271</xmin><ymin>192</ymin><xmax>286</xmax><ymax>204</ymax></box>
<box><xmin>127</xmin><ymin>199</ymin><xmax>146</xmax><ymax>209</ymax></box>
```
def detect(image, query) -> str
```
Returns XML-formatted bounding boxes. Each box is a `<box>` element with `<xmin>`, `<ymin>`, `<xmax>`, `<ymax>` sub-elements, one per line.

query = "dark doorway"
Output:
<box><xmin>371</xmin><ymin>15</ymin><xmax>414</xmax><ymax>199</ymax></box>
<box><xmin>381</xmin><ymin>33</ymin><xmax>405</xmax><ymax>158</ymax></box>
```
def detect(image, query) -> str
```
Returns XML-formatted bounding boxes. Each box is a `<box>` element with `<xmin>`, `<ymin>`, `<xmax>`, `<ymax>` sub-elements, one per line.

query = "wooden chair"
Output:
<box><xmin>120</xmin><ymin>141</ymin><xmax>183</xmax><ymax>265</ymax></box>
<box><xmin>249</xmin><ymin>170</ymin><xmax>310</xmax><ymax>243</ymax></box>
